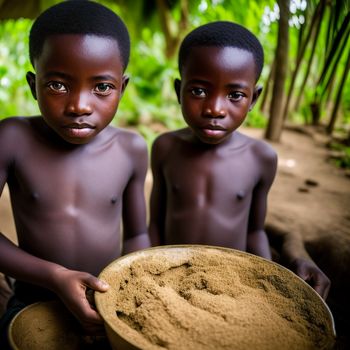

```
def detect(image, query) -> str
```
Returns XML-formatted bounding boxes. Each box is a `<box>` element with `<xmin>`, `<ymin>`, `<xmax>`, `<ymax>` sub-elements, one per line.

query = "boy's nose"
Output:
<box><xmin>65</xmin><ymin>91</ymin><xmax>92</xmax><ymax>116</ymax></box>
<box><xmin>203</xmin><ymin>97</ymin><xmax>226</xmax><ymax>118</ymax></box>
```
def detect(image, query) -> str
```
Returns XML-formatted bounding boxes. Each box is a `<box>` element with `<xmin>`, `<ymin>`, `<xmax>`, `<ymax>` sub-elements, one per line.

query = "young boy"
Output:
<box><xmin>149</xmin><ymin>21</ymin><xmax>330</xmax><ymax>298</ymax></box>
<box><xmin>0</xmin><ymin>0</ymin><xmax>150</xmax><ymax>342</ymax></box>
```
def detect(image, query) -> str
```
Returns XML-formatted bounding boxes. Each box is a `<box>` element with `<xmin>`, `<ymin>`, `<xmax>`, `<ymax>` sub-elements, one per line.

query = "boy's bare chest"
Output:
<box><xmin>163</xmin><ymin>152</ymin><xmax>259</xmax><ymax>202</ymax></box>
<box><xmin>9</xmin><ymin>145</ymin><xmax>131</xmax><ymax>207</ymax></box>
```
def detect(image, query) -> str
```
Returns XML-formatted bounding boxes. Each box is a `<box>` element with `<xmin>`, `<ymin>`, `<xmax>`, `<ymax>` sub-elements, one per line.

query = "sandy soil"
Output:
<box><xmin>0</xmin><ymin>126</ymin><xmax>349</xmax><ymax>348</ymax></box>
<box><xmin>251</xmin><ymin>126</ymin><xmax>350</xmax><ymax>350</ymax></box>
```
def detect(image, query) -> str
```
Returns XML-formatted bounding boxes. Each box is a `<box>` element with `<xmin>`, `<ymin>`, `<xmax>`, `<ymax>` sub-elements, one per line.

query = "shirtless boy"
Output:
<box><xmin>0</xmin><ymin>0</ymin><xmax>150</xmax><ymax>343</ymax></box>
<box><xmin>149</xmin><ymin>21</ymin><xmax>330</xmax><ymax>298</ymax></box>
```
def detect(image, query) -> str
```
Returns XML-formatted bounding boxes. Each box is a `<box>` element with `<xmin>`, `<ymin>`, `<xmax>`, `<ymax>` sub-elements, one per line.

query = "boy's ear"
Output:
<box><xmin>174</xmin><ymin>78</ymin><xmax>181</xmax><ymax>104</ymax></box>
<box><xmin>26</xmin><ymin>72</ymin><xmax>37</xmax><ymax>100</ymax></box>
<box><xmin>121</xmin><ymin>75</ymin><xmax>129</xmax><ymax>96</ymax></box>
<box><xmin>249</xmin><ymin>85</ymin><xmax>263</xmax><ymax>111</ymax></box>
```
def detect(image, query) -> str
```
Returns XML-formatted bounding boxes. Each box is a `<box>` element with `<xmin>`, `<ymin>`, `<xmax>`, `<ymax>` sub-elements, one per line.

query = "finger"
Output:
<box><xmin>83</xmin><ymin>275</ymin><xmax>109</xmax><ymax>292</ymax></box>
<box><xmin>314</xmin><ymin>279</ymin><xmax>330</xmax><ymax>300</ymax></box>
<box><xmin>323</xmin><ymin>283</ymin><xmax>330</xmax><ymax>300</ymax></box>
<box><xmin>80</xmin><ymin>295</ymin><xmax>104</xmax><ymax>323</ymax></box>
<box><xmin>65</xmin><ymin>293</ymin><xmax>104</xmax><ymax>327</ymax></box>
<box><xmin>296</xmin><ymin>268</ymin><xmax>318</xmax><ymax>292</ymax></box>
<box><xmin>295</xmin><ymin>265</ymin><xmax>309</xmax><ymax>282</ymax></box>
<box><xmin>313</xmin><ymin>283</ymin><xmax>326</xmax><ymax>299</ymax></box>
<box><xmin>86</xmin><ymin>288</ymin><xmax>95</xmax><ymax>306</ymax></box>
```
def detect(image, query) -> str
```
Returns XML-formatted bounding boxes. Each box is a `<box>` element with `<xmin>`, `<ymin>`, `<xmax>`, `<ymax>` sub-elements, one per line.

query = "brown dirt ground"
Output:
<box><xmin>0</xmin><ymin>126</ymin><xmax>349</xmax><ymax>348</ymax></box>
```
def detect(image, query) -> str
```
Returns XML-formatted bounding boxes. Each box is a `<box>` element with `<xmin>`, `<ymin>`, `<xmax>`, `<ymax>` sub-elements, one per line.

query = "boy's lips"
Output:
<box><xmin>63</xmin><ymin>123</ymin><xmax>96</xmax><ymax>138</ymax></box>
<box><xmin>201</xmin><ymin>124</ymin><xmax>226</xmax><ymax>137</ymax></box>
<box><xmin>203</xmin><ymin>124</ymin><xmax>225</xmax><ymax>130</ymax></box>
<box><xmin>65</xmin><ymin>123</ymin><xmax>95</xmax><ymax>129</ymax></box>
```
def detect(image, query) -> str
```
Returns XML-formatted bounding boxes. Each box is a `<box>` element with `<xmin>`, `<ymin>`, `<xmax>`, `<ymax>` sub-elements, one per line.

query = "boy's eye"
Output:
<box><xmin>48</xmin><ymin>82</ymin><xmax>66</xmax><ymax>93</ymax></box>
<box><xmin>94</xmin><ymin>83</ymin><xmax>114</xmax><ymax>95</ymax></box>
<box><xmin>228</xmin><ymin>92</ymin><xmax>244</xmax><ymax>101</ymax></box>
<box><xmin>191</xmin><ymin>87</ymin><xmax>206</xmax><ymax>97</ymax></box>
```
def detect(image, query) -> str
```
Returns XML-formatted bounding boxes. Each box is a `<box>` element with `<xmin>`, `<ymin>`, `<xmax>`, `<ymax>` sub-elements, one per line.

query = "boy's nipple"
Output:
<box><xmin>111</xmin><ymin>196</ymin><xmax>118</xmax><ymax>204</ymax></box>
<box><xmin>236</xmin><ymin>191</ymin><xmax>245</xmax><ymax>200</ymax></box>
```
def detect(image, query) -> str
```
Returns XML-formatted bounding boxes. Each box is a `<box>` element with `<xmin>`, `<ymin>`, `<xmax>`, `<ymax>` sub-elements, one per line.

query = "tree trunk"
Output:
<box><xmin>156</xmin><ymin>0</ymin><xmax>189</xmax><ymax>59</ymax></box>
<box><xmin>316</xmin><ymin>11</ymin><xmax>350</xmax><ymax>89</ymax></box>
<box><xmin>260</xmin><ymin>58</ymin><xmax>275</xmax><ymax>114</ymax></box>
<box><xmin>321</xmin><ymin>22</ymin><xmax>350</xmax><ymax>100</ymax></box>
<box><xmin>265</xmin><ymin>0</ymin><xmax>290</xmax><ymax>142</ymax></box>
<box><xmin>310</xmin><ymin>10</ymin><xmax>350</xmax><ymax>125</ymax></box>
<box><xmin>310</xmin><ymin>101</ymin><xmax>321</xmax><ymax>125</ymax></box>
<box><xmin>293</xmin><ymin>3</ymin><xmax>324</xmax><ymax>112</ymax></box>
<box><xmin>326</xmin><ymin>47</ymin><xmax>350</xmax><ymax>134</ymax></box>
<box><xmin>282</xmin><ymin>0</ymin><xmax>325</xmax><ymax>121</ymax></box>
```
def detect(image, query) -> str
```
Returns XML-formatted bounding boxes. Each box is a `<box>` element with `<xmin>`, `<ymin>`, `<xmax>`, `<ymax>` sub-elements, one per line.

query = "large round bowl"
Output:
<box><xmin>8</xmin><ymin>300</ymin><xmax>81</xmax><ymax>350</ymax></box>
<box><xmin>95</xmin><ymin>245</ymin><xmax>336</xmax><ymax>350</ymax></box>
<box><xmin>8</xmin><ymin>300</ymin><xmax>111</xmax><ymax>350</ymax></box>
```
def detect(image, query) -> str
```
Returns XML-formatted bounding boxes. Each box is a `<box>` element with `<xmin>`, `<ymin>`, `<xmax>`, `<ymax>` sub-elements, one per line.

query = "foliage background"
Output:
<box><xmin>0</xmin><ymin>0</ymin><xmax>349</xmax><ymax>148</ymax></box>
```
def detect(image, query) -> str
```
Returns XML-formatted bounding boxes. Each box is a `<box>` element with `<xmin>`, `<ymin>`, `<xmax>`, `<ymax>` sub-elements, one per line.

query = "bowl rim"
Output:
<box><xmin>8</xmin><ymin>301</ymin><xmax>57</xmax><ymax>350</ymax></box>
<box><xmin>95</xmin><ymin>244</ymin><xmax>337</xmax><ymax>348</ymax></box>
<box><xmin>7</xmin><ymin>300</ymin><xmax>81</xmax><ymax>350</ymax></box>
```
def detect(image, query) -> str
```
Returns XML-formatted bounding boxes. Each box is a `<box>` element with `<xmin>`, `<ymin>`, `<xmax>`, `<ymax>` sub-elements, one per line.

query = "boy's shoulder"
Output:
<box><xmin>0</xmin><ymin>115</ymin><xmax>32</xmax><ymax>129</ymax></box>
<box><xmin>150</xmin><ymin>129</ymin><xmax>188</xmax><ymax>163</ymax></box>
<box><xmin>152</xmin><ymin>128</ymin><xmax>190</xmax><ymax>148</ymax></box>
<box><xmin>111</xmin><ymin>126</ymin><xmax>148</xmax><ymax>154</ymax></box>
<box><xmin>237</xmin><ymin>131</ymin><xmax>277</xmax><ymax>162</ymax></box>
<box><xmin>0</xmin><ymin>116</ymin><xmax>35</xmax><ymax>143</ymax></box>
<box><xmin>114</xmin><ymin>126</ymin><xmax>146</xmax><ymax>143</ymax></box>
<box><xmin>0</xmin><ymin>117</ymin><xmax>39</xmax><ymax>164</ymax></box>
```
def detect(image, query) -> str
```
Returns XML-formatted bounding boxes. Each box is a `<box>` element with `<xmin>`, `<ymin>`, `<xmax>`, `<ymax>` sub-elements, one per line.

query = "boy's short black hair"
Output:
<box><xmin>29</xmin><ymin>0</ymin><xmax>130</xmax><ymax>70</ymax></box>
<box><xmin>178</xmin><ymin>21</ymin><xmax>264</xmax><ymax>80</ymax></box>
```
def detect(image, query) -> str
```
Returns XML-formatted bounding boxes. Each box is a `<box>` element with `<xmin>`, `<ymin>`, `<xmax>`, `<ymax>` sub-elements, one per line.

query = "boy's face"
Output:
<box><xmin>27</xmin><ymin>34</ymin><xmax>128</xmax><ymax>144</ymax></box>
<box><xmin>175</xmin><ymin>46</ymin><xmax>261</xmax><ymax>145</ymax></box>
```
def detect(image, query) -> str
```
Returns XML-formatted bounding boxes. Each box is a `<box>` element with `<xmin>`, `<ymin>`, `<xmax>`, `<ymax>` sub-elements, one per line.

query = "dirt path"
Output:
<box><xmin>0</xmin><ymin>126</ymin><xmax>349</xmax><ymax>348</ymax></box>
<box><xmin>248</xmin><ymin>126</ymin><xmax>350</xmax><ymax>349</ymax></box>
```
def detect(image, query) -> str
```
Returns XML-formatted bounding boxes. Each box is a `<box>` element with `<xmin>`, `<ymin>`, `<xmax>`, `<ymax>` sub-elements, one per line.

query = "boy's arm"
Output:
<box><xmin>0</xmin><ymin>120</ymin><xmax>108</xmax><ymax>333</ymax></box>
<box><xmin>267</xmin><ymin>224</ymin><xmax>330</xmax><ymax>299</ymax></box>
<box><xmin>121</xmin><ymin>133</ymin><xmax>151</xmax><ymax>255</ymax></box>
<box><xmin>246</xmin><ymin>143</ymin><xmax>278</xmax><ymax>260</ymax></box>
<box><xmin>149</xmin><ymin>135</ymin><xmax>168</xmax><ymax>246</ymax></box>
<box><xmin>0</xmin><ymin>232</ymin><xmax>108</xmax><ymax>332</ymax></box>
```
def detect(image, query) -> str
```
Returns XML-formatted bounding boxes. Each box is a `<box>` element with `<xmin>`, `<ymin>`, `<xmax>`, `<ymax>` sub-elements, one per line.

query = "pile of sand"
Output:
<box><xmin>9</xmin><ymin>301</ymin><xmax>111</xmax><ymax>350</ymax></box>
<box><xmin>98</xmin><ymin>247</ymin><xmax>335</xmax><ymax>350</ymax></box>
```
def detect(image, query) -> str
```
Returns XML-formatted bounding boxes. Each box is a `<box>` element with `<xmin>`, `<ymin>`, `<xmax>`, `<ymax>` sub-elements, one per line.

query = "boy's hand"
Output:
<box><xmin>290</xmin><ymin>258</ymin><xmax>330</xmax><ymax>300</ymax></box>
<box><xmin>50</xmin><ymin>267</ymin><xmax>109</xmax><ymax>334</ymax></box>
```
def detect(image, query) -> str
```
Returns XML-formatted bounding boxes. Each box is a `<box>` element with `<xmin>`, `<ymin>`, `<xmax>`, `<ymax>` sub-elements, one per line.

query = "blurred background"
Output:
<box><xmin>0</xmin><ymin>0</ymin><xmax>349</xmax><ymax>153</ymax></box>
<box><xmin>0</xmin><ymin>0</ymin><xmax>350</xmax><ymax>348</ymax></box>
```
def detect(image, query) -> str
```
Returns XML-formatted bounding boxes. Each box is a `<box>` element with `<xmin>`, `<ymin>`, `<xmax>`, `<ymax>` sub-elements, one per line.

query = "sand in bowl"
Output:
<box><xmin>8</xmin><ymin>300</ymin><xmax>111</xmax><ymax>350</ymax></box>
<box><xmin>96</xmin><ymin>245</ymin><xmax>336</xmax><ymax>350</ymax></box>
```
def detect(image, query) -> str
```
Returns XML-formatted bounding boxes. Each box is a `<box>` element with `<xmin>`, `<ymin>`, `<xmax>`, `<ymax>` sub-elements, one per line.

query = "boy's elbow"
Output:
<box><xmin>123</xmin><ymin>232</ymin><xmax>151</xmax><ymax>255</ymax></box>
<box><xmin>247</xmin><ymin>230</ymin><xmax>272</xmax><ymax>260</ymax></box>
